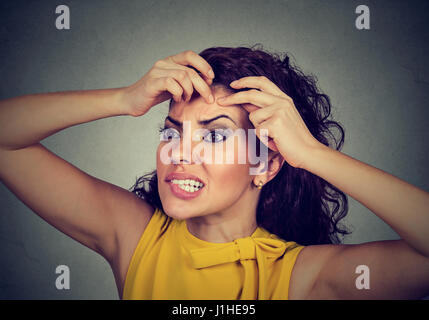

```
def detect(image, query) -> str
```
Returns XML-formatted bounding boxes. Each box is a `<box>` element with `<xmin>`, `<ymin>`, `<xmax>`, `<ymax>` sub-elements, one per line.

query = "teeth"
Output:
<box><xmin>171</xmin><ymin>178</ymin><xmax>204</xmax><ymax>192</ymax></box>
<box><xmin>179</xmin><ymin>184</ymin><xmax>200</xmax><ymax>193</ymax></box>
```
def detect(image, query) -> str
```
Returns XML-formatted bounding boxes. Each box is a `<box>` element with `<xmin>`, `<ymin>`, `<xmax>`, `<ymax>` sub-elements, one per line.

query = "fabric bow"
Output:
<box><xmin>189</xmin><ymin>236</ymin><xmax>291</xmax><ymax>299</ymax></box>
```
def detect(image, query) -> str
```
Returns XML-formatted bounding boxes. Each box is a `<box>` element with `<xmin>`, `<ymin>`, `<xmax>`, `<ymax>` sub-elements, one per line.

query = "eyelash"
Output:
<box><xmin>158</xmin><ymin>125</ymin><xmax>231</xmax><ymax>143</ymax></box>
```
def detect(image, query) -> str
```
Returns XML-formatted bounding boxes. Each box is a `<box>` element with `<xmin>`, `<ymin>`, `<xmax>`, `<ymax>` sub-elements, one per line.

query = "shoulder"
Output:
<box><xmin>117</xmin><ymin>206</ymin><xmax>173</xmax><ymax>267</ymax></box>
<box><xmin>288</xmin><ymin>243</ymin><xmax>345</xmax><ymax>299</ymax></box>
<box><xmin>114</xmin><ymin>206</ymin><xmax>174</xmax><ymax>297</ymax></box>
<box><xmin>134</xmin><ymin>206</ymin><xmax>173</xmax><ymax>242</ymax></box>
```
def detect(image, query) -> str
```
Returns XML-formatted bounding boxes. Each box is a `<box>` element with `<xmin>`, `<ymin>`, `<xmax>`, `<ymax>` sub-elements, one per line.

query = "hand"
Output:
<box><xmin>216</xmin><ymin>76</ymin><xmax>324</xmax><ymax>169</ymax></box>
<box><xmin>120</xmin><ymin>50</ymin><xmax>215</xmax><ymax>117</ymax></box>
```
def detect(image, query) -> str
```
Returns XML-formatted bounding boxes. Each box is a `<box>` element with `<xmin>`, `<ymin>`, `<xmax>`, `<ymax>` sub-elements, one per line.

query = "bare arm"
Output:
<box><xmin>0</xmin><ymin>49</ymin><xmax>215</xmax><ymax>267</ymax></box>
<box><xmin>0</xmin><ymin>88</ymin><xmax>154</xmax><ymax>262</ymax></box>
<box><xmin>0</xmin><ymin>88</ymin><xmax>127</xmax><ymax>151</ymax></box>
<box><xmin>304</xmin><ymin>145</ymin><xmax>429</xmax><ymax>258</ymax></box>
<box><xmin>299</xmin><ymin>146</ymin><xmax>429</xmax><ymax>299</ymax></box>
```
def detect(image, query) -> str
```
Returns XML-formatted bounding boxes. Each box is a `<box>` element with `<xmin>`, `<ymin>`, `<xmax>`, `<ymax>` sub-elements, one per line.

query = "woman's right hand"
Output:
<box><xmin>120</xmin><ymin>50</ymin><xmax>215</xmax><ymax>117</ymax></box>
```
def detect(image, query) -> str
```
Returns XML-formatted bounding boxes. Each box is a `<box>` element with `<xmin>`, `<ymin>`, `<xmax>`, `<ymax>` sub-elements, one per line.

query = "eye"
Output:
<box><xmin>159</xmin><ymin>126</ymin><xmax>180</xmax><ymax>141</ymax></box>
<box><xmin>203</xmin><ymin>129</ymin><xmax>232</xmax><ymax>143</ymax></box>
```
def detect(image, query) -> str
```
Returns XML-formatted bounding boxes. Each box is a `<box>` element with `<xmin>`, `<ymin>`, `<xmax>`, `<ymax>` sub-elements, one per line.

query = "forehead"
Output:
<box><xmin>168</xmin><ymin>86</ymin><xmax>250</xmax><ymax>127</ymax></box>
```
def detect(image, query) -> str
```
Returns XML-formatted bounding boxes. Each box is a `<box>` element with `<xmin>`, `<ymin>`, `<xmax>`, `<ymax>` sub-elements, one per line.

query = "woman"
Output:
<box><xmin>0</xmin><ymin>45</ymin><xmax>428</xmax><ymax>300</ymax></box>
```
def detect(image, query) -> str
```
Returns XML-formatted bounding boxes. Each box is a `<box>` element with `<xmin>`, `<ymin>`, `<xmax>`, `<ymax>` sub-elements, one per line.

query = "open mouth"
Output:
<box><xmin>165</xmin><ymin>172</ymin><xmax>206</xmax><ymax>200</ymax></box>
<box><xmin>170</xmin><ymin>179</ymin><xmax>204</xmax><ymax>193</ymax></box>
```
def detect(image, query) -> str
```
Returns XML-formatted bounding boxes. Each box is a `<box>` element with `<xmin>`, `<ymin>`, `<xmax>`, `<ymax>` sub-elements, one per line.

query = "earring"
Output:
<box><xmin>255</xmin><ymin>181</ymin><xmax>263</xmax><ymax>190</ymax></box>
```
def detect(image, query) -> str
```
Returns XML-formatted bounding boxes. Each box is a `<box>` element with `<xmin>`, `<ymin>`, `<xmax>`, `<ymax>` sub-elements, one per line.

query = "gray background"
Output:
<box><xmin>0</xmin><ymin>0</ymin><xmax>428</xmax><ymax>299</ymax></box>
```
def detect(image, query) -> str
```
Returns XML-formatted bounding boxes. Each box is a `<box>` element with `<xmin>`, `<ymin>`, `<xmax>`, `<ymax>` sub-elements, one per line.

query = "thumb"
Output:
<box><xmin>255</xmin><ymin>125</ymin><xmax>279</xmax><ymax>152</ymax></box>
<box><xmin>242</xmin><ymin>103</ymin><xmax>259</xmax><ymax>113</ymax></box>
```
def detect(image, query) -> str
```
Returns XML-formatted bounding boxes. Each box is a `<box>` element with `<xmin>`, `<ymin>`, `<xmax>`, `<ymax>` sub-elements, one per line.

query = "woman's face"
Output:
<box><xmin>156</xmin><ymin>85</ymin><xmax>260</xmax><ymax>220</ymax></box>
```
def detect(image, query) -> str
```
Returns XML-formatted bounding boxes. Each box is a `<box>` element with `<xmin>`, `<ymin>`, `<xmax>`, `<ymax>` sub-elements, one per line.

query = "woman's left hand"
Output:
<box><xmin>216</xmin><ymin>76</ymin><xmax>324</xmax><ymax>169</ymax></box>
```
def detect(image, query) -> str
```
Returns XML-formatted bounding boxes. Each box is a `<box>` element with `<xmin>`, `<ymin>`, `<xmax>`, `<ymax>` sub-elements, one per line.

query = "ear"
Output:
<box><xmin>253</xmin><ymin>152</ymin><xmax>285</xmax><ymax>186</ymax></box>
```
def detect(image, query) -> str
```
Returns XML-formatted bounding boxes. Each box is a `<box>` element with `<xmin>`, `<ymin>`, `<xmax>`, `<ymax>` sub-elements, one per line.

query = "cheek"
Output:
<box><xmin>204</xmin><ymin>136</ymin><xmax>253</xmax><ymax>188</ymax></box>
<box><xmin>156</xmin><ymin>141</ymin><xmax>174</xmax><ymax>169</ymax></box>
<box><xmin>213</xmin><ymin>134</ymin><xmax>251</xmax><ymax>165</ymax></box>
<box><xmin>156</xmin><ymin>144</ymin><xmax>168</xmax><ymax>187</ymax></box>
<box><xmin>156</xmin><ymin>144</ymin><xmax>163</xmax><ymax>170</ymax></box>
<box><xmin>206</xmin><ymin>153</ymin><xmax>251</xmax><ymax>192</ymax></box>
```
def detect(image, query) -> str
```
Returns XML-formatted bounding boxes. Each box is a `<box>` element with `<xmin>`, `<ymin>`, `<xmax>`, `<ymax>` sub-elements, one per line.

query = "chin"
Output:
<box><xmin>160</xmin><ymin>200</ymin><xmax>202</xmax><ymax>220</ymax></box>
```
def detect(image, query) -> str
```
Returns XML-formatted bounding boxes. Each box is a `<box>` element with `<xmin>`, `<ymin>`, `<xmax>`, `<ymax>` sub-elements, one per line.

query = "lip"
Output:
<box><xmin>165</xmin><ymin>172</ymin><xmax>205</xmax><ymax>185</ymax></box>
<box><xmin>165</xmin><ymin>172</ymin><xmax>205</xmax><ymax>200</ymax></box>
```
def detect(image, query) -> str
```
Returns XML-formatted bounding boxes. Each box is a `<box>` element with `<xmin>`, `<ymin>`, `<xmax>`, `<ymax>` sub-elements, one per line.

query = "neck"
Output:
<box><xmin>186</xmin><ymin>188</ymin><xmax>260</xmax><ymax>243</ymax></box>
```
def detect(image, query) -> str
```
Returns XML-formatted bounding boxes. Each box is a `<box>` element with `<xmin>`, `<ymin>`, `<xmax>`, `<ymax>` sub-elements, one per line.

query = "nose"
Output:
<box><xmin>171</xmin><ymin>144</ymin><xmax>192</xmax><ymax>165</ymax></box>
<box><xmin>170</xmin><ymin>126</ymin><xmax>193</xmax><ymax>165</ymax></box>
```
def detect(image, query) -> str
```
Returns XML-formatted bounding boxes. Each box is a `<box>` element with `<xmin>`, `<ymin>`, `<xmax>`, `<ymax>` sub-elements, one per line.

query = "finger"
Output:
<box><xmin>161</xmin><ymin>64</ymin><xmax>213</xmax><ymax>103</ymax></box>
<box><xmin>157</xmin><ymin>68</ymin><xmax>194</xmax><ymax>102</ymax></box>
<box><xmin>170</xmin><ymin>50</ymin><xmax>215</xmax><ymax>82</ymax></box>
<box><xmin>158</xmin><ymin>77</ymin><xmax>183</xmax><ymax>103</ymax></box>
<box><xmin>246</xmin><ymin>105</ymin><xmax>280</xmax><ymax>152</ymax></box>
<box><xmin>216</xmin><ymin>90</ymin><xmax>274</xmax><ymax>108</ymax></box>
<box><xmin>184</xmin><ymin>66</ymin><xmax>214</xmax><ymax>103</ymax></box>
<box><xmin>248</xmin><ymin>104</ymin><xmax>278</xmax><ymax>127</ymax></box>
<box><xmin>241</xmin><ymin>103</ymin><xmax>259</xmax><ymax>113</ymax></box>
<box><xmin>230</xmin><ymin>76</ymin><xmax>288</xmax><ymax>99</ymax></box>
<box><xmin>187</xmin><ymin>65</ymin><xmax>214</xmax><ymax>86</ymax></box>
<box><xmin>254</xmin><ymin>121</ymin><xmax>280</xmax><ymax>152</ymax></box>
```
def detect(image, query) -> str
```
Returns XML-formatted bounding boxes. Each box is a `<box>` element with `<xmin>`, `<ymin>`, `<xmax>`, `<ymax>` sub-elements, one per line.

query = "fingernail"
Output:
<box><xmin>208</xmin><ymin>94</ymin><xmax>214</xmax><ymax>103</ymax></box>
<box><xmin>208</xmin><ymin>70</ymin><xmax>215</xmax><ymax>78</ymax></box>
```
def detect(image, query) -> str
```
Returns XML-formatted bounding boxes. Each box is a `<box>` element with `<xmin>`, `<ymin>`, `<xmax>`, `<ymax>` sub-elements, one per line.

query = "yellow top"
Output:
<box><xmin>122</xmin><ymin>207</ymin><xmax>305</xmax><ymax>300</ymax></box>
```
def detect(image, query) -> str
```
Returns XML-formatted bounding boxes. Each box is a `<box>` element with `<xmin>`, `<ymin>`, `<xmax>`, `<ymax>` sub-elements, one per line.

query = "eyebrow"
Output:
<box><xmin>165</xmin><ymin>115</ymin><xmax>237</xmax><ymax>126</ymax></box>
